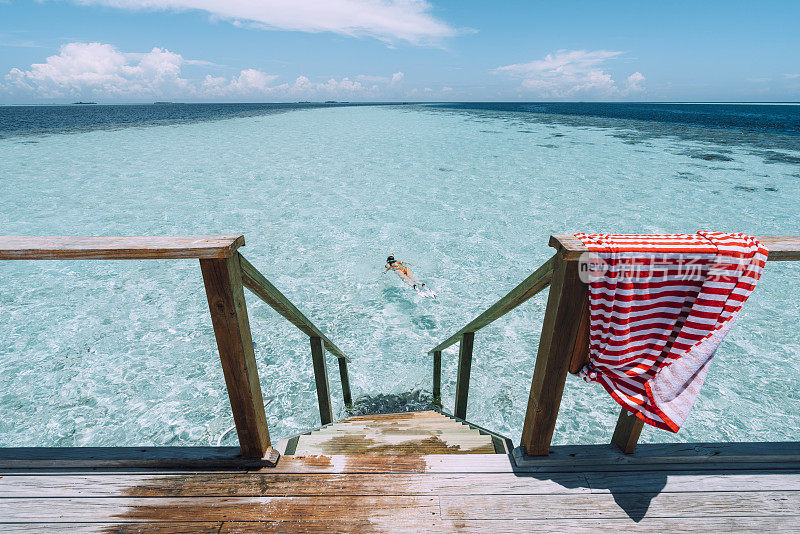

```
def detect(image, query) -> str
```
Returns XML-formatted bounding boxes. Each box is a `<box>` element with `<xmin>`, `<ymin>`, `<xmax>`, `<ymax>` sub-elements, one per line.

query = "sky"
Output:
<box><xmin>1</xmin><ymin>0</ymin><xmax>799</xmax><ymax>104</ymax></box>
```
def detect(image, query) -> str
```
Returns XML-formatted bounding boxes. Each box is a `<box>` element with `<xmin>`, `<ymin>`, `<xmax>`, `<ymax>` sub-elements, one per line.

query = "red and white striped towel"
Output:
<box><xmin>574</xmin><ymin>231</ymin><xmax>768</xmax><ymax>431</ymax></box>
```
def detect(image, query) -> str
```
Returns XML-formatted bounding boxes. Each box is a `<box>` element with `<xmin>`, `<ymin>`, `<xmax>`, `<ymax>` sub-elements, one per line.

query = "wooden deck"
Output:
<box><xmin>2</xmin><ymin>439</ymin><xmax>799</xmax><ymax>532</ymax></box>
<box><xmin>3</xmin><ymin>235</ymin><xmax>799</xmax><ymax>531</ymax></box>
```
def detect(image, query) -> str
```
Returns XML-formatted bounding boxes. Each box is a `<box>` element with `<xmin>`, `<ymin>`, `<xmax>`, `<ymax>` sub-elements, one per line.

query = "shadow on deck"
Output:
<box><xmin>1</xmin><ymin>440</ymin><xmax>798</xmax><ymax>531</ymax></box>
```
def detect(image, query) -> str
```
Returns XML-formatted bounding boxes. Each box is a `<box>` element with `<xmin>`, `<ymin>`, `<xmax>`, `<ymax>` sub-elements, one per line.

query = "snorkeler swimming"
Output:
<box><xmin>384</xmin><ymin>255</ymin><xmax>436</xmax><ymax>297</ymax></box>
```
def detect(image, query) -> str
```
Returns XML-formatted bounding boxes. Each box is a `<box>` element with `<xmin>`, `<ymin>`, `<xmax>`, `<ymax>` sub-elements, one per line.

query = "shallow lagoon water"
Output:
<box><xmin>1</xmin><ymin>104</ymin><xmax>799</xmax><ymax>447</ymax></box>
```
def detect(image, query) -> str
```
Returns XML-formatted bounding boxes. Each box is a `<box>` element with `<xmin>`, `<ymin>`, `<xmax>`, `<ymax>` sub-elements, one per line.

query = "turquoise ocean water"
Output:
<box><xmin>1</xmin><ymin>103</ymin><xmax>799</xmax><ymax>447</ymax></box>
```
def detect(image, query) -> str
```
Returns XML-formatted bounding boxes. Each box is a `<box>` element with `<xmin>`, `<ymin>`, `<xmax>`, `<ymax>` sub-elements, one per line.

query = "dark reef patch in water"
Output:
<box><xmin>759</xmin><ymin>150</ymin><xmax>800</xmax><ymax>165</ymax></box>
<box><xmin>0</xmin><ymin>102</ymin><xmax>365</xmax><ymax>139</ymax></box>
<box><xmin>348</xmin><ymin>389</ymin><xmax>434</xmax><ymax>416</ymax></box>
<box><xmin>687</xmin><ymin>152</ymin><xmax>734</xmax><ymax>162</ymax></box>
<box><xmin>424</xmin><ymin>103</ymin><xmax>800</xmax><ymax>155</ymax></box>
<box><xmin>676</xmin><ymin>172</ymin><xmax>706</xmax><ymax>182</ymax></box>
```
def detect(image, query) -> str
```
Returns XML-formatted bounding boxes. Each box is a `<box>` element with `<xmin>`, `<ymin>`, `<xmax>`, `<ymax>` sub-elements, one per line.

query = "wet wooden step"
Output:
<box><xmin>293</xmin><ymin>433</ymin><xmax>496</xmax><ymax>455</ymax></box>
<box><xmin>314</xmin><ymin>426</ymin><xmax>478</xmax><ymax>435</ymax></box>
<box><xmin>342</xmin><ymin>411</ymin><xmax>449</xmax><ymax>422</ymax></box>
<box><xmin>321</xmin><ymin>420</ymin><xmax>471</xmax><ymax>430</ymax></box>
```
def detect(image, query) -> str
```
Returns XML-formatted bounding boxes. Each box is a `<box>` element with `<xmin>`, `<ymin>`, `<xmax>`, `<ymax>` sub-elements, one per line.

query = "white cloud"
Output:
<box><xmin>495</xmin><ymin>49</ymin><xmax>645</xmax><ymax>98</ymax></box>
<box><xmin>4</xmin><ymin>42</ymin><xmax>192</xmax><ymax>98</ymax></box>
<box><xmin>201</xmin><ymin>69</ymin><xmax>279</xmax><ymax>96</ymax></box>
<box><xmin>784</xmin><ymin>73</ymin><xmax>800</xmax><ymax>79</ymax></box>
<box><xmin>68</xmin><ymin>0</ymin><xmax>457</xmax><ymax>45</ymax></box>
<box><xmin>624</xmin><ymin>72</ymin><xmax>645</xmax><ymax>94</ymax></box>
<box><xmin>2</xmin><ymin>42</ymin><xmax>403</xmax><ymax>101</ymax></box>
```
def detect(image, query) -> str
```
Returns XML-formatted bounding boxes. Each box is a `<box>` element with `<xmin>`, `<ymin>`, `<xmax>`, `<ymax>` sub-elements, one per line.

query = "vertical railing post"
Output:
<box><xmin>337</xmin><ymin>357</ymin><xmax>353</xmax><ymax>408</ymax></box>
<box><xmin>612</xmin><ymin>409</ymin><xmax>645</xmax><ymax>454</ymax></box>
<box><xmin>200</xmin><ymin>253</ymin><xmax>271</xmax><ymax>458</ymax></box>
<box><xmin>432</xmin><ymin>350</ymin><xmax>442</xmax><ymax>407</ymax></box>
<box><xmin>520</xmin><ymin>254</ymin><xmax>588</xmax><ymax>456</ymax></box>
<box><xmin>310</xmin><ymin>336</ymin><xmax>333</xmax><ymax>425</ymax></box>
<box><xmin>454</xmin><ymin>332</ymin><xmax>475</xmax><ymax>420</ymax></box>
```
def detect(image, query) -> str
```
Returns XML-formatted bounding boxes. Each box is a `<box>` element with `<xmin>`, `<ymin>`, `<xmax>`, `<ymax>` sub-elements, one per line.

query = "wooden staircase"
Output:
<box><xmin>283</xmin><ymin>410</ymin><xmax>510</xmax><ymax>455</ymax></box>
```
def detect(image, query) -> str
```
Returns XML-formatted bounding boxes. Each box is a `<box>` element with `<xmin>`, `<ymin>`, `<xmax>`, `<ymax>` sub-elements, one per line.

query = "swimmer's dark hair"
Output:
<box><xmin>386</xmin><ymin>255</ymin><xmax>395</xmax><ymax>263</ymax></box>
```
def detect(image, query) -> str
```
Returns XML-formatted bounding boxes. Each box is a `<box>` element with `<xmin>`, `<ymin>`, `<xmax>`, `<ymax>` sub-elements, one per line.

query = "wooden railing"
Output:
<box><xmin>0</xmin><ymin>235</ymin><xmax>353</xmax><ymax>459</ymax></box>
<box><xmin>430</xmin><ymin>234</ymin><xmax>800</xmax><ymax>456</ymax></box>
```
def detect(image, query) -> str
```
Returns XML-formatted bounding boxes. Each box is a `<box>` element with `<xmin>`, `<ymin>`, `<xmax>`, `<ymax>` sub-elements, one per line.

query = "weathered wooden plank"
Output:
<box><xmin>0</xmin><ymin>471</ymin><xmax>592</xmax><ymax>498</ymax></box>
<box><xmin>758</xmin><ymin>235</ymin><xmax>800</xmax><ymax>261</ymax></box>
<box><xmin>611</xmin><ymin>409</ymin><xmax>645</xmax><ymax>454</ymax></box>
<box><xmin>454</xmin><ymin>332</ymin><xmax>475</xmax><ymax>420</ymax></box>
<box><xmin>201</xmin><ymin>254</ymin><xmax>271</xmax><ymax>458</ymax></box>
<box><xmin>8</xmin><ymin>469</ymin><xmax>800</xmax><ymax>499</ymax></box>
<box><xmin>430</xmin><ymin>254</ymin><xmax>555</xmax><ymax>353</ymax></box>
<box><xmin>2</xmin><ymin>492</ymin><xmax>797</xmax><ymax>523</ymax></box>
<box><xmin>568</xmin><ymin>293</ymin><xmax>590</xmax><ymax>374</ymax></box>
<box><xmin>439</xmin><ymin>491</ymin><xmax>800</xmax><ymax>519</ymax></box>
<box><xmin>266</xmin><ymin>454</ymin><xmax>517</xmax><ymax>473</ymax></box>
<box><xmin>514</xmin><ymin>442</ymin><xmax>800</xmax><ymax>469</ymax></box>
<box><xmin>4</xmin><ymin>517</ymin><xmax>798</xmax><ymax>534</ymax></box>
<box><xmin>293</xmin><ymin>433</ymin><xmax>495</xmax><ymax>455</ymax></box>
<box><xmin>0</xmin><ymin>235</ymin><xmax>244</xmax><ymax>260</ymax></box>
<box><xmin>314</xmin><ymin>426</ymin><xmax>477</xmax><ymax>435</ymax></box>
<box><xmin>238</xmin><ymin>254</ymin><xmax>350</xmax><ymax>362</ymax></box>
<box><xmin>343</xmin><ymin>410</ymin><xmax>447</xmax><ymax>421</ymax></box>
<box><xmin>550</xmin><ymin>233</ymin><xmax>800</xmax><ymax>261</ymax></box>
<box><xmin>221</xmin><ymin>517</ymin><xmax>800</xmax><ymax>534</ymax></box>
<box><xmin>4</xmin><ymin>442</ymin><xmax>796</xmax><ymax>475</ymax></box>
<box><xmin>337</xmin><ymin>357</ymin><xmax>352</xmax><ymax>408</ymax></box>
<box><xmin>1</xmin><ymin>524</ymin><xmax>222</xmax><ymax>534</ymax></box>
<box><xmin>549</xmin><ymin>234</ymin><xmax>589</xmax><ymax>260</ymax></box>
<box><xmin>310</xmin><ymin>336</ymin><xmax>333</xmax><ymax>426</ymax></box>
<box><xmin>0</xmin><ymin>496</ymin><xmax>441</xmax><ymax>522</ymax></box>
<box><xmin>586</xmin><ymin>470</ymin><xmax>800</xmax><ymax>494</ymax></box>
<box><xmin>0</xmin><ymin>447</ymin><xmax>278</xmax><ymax>469</ymax></box>
<box><xmin>432</xmin><ymin>350</ymin><xmax>442</xmax><ymax>406</ymax></box>
<box><xmin>328</xmin><ymin>420</ymin><xmax>470</xmax><ymax>429</ymax></box>
<box><xmin>520</xmin><ymin>255</ymin><xmax>589</xmax><ymax>456</ymax></box>
<box><xmin>7</xmin><ymin>469</ymin><xmax>800</xmax><ymax>499</ymax></box>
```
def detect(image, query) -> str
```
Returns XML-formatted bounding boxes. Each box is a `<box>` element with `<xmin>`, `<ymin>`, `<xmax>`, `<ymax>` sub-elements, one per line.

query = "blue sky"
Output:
<box><xmin>1</xmin><ymin>0</ymin><xmax>799</xmax><ymax>103</ymax></box>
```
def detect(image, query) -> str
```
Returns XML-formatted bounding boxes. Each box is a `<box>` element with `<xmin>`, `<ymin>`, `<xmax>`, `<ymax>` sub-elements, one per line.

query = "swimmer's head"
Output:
<box><xmin>386</xmin><ymin>255</ymin><xmax>395</xmax><ymax>264</ymax></box>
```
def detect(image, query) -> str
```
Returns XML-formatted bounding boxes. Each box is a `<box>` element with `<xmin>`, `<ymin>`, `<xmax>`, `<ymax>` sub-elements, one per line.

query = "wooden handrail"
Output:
<box><xmin>550</xmin><ymin>234</ymin><xmax>800</xmax><ymax>261</ymax></box>
<box><xmin>0</xmin><ymin>235</ymin><xmax>354</xmax><ymax>461</ymax></box>
<box><xmin>0</xmin><ymin>235</ymin><xmax>245</xmax><ymax>260</ymax></box>
<box><xmin>430</xmin><ymin>233</ymin><xmax>800</xmax><ymax>458</ymax></box>
<box><xmin>239</xmin><ymin>255</ymin><xmax>350</xmax><ymax>362</ymax></box>
<box><xmin>429</xmin><ymin>254</ymin><xmax>556</xmax><ymax>354</ymax></box>
<box><xmin>238</xmin><ymin>254</ymin><xmax>353</xmax><ymax>412</ymax></box>
<box><xmin>524</xmin><ymin>234</ymin><xmax>800</xmax><ymax>457</ymax></box>
<box><xmin>428</xmin><ymin>254</ymin><xmax>556</xmax><ymax>419</ymax></box>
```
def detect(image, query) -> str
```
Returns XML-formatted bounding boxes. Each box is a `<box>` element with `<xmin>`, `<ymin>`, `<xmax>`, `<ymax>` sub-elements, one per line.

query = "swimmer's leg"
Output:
<box><xmin>398</xmin><ymin>272</ymin><xmax>417</xmax><ymax>289</ymax></box>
